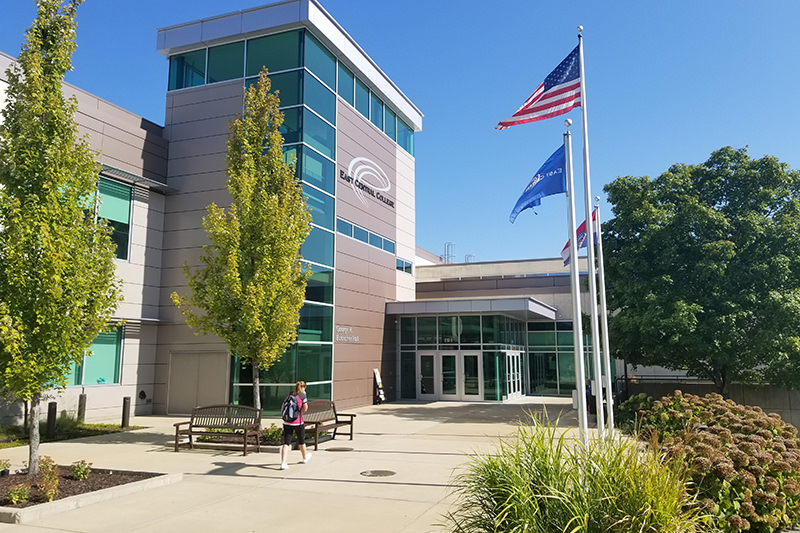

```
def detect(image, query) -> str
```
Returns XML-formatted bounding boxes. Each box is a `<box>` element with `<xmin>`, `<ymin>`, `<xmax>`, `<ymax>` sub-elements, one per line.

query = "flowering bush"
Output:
<box><xmin>70</xmin><ymin>460</ymin><xmax>92</xmax><ymax>481</ymax></box>
<box><xmin>627</xmin><ymin>390</ymin><xmax>800</xmax><ymax>532</ymax></box>
<box><xmin>7</xmin><ymin>483</ymin><xmax>30</xmax><ymax>504</ymax></box>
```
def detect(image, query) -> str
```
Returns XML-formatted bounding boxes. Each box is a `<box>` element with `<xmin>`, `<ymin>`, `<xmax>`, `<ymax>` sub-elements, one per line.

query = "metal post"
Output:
<box><xmin>77</xmin><ymin>393</ymin><xmax>87</xmax><ymax>423</ymax></box>
<box><xmin>46</xmin><ymin>401</ymin><xmax>57</xmax><ymax>439</ymax></box>
<box><xmin>121</xmin><ymin>396</ymin><xmax>131</xmax><ymax>428</ymax></box>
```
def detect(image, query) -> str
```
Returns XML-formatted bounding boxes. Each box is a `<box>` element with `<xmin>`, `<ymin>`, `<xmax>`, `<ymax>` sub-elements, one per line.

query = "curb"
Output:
<box><xmin>0</xmin><ymin>473</ymin><xmax>183</xmax><ymax>524</ymax></box>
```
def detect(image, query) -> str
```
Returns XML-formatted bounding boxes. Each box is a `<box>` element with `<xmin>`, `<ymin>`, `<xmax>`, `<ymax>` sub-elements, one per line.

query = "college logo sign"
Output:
<box><xmin>339</xmin><ymin>157</ymin><xmax>395</xmax><ymax>209</ymax></box>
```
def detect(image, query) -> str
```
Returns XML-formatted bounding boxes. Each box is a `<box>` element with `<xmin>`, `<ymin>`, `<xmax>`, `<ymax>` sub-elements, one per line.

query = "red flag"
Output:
<box><xmin>561</xmin><ymin>208</ymin><xmax>596</xmax><ymax>266</ymax></box>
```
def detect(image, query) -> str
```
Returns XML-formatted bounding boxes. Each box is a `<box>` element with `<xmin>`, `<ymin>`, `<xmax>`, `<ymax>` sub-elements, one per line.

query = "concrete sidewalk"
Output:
<box><xmin>0</xmin><ymin>397</ymin><xmax>578</xmax><ymax>533</ymax></box>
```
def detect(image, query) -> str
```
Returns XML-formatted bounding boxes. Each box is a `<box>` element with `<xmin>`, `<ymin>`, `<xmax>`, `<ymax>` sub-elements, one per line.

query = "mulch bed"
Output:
<box><xmin>0</xmin><ymin>467</ymin><xmax>161</xmax><ymax>508</ymax></box>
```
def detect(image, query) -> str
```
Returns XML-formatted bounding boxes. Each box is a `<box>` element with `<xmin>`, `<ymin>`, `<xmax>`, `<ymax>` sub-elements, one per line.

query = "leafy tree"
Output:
<box><xmin>0</xmin><ymin>0</ymin><xmax>121</xmax><ymax>474</ymax></box>
<box><xmin>172</xmin><ymin>70</ymin><xmax>311</xmax><ymax>412</ymax></box>
<box><xmin>603</xmin><ymin>147</ymin><xmax>800</xmax><ymax>395</ymax></box>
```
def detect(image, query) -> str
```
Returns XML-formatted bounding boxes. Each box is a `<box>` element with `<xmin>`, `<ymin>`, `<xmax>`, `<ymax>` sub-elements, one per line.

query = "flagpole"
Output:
<box><xmin>564</xmin><ymin>123</ymin><xmax>588</xmax><ymax>446</ymax></box>
<box><xmin>577</xmin><ymin>28</ymin><xmax>605</xmax><ymax>439</ymax></box>
<box><xmin>594</xmin><ymin>199</ymin><xmax>615</xmax><ymax>431</ymax></box>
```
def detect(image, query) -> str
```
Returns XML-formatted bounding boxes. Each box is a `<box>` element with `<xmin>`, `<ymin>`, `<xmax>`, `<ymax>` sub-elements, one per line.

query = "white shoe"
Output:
<box><xmin>279</xmin><ymin>463</ymin><xmax>289</xmax><ymax>470</ymax></box>
<box><xmin>301</xmin><ymin>454</ymin><xmax>312</xmax><ymax>464</ymax></box>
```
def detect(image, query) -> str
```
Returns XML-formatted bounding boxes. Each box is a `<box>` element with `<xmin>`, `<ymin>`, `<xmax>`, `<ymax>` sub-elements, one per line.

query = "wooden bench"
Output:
<box><xmin>174</xmin><ymin>404</ymin><xmax>261</xmax><ymax>456</ymax></box>
<box><xmin>303</xmin><ymin>400</ymin><xmax>356</xmax><ymax>451</ymax></box>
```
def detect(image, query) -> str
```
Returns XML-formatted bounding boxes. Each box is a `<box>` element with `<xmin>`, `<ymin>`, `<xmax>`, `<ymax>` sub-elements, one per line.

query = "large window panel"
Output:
<box><xmin>398</xmin><ymin>118</ymin><xmax>414</xmax><ymax>156</ymax></box>
<box><xmin>305</xmin><ymin>263</ymin><xmax>333</xmax><ymax>304</ymax></box>
<box><xmin>301</xmin><ymin>226</ymin><xmax>334</xmax><ymax>267</ymax></box>
<box><xmin>355</xmin><ymin>78</ymin><xmax>369</xmax><ymax>118</ymax></box>
<box><xmin>207</xmin><ymin>42</ymin><xmax>244</xmax><ymax>83</ymax></box>
<box><xmin>69</xmin><ymin>328</ymin><xmax>123</xmax><ymax>386</ymax></box>
<box><xmin>296</xmin><ymin>343</ymin><xmax>332</xmax><ymax>382</ymax></box>
<box><xmin>304</xmin><ymin>71</ymin><xmax>336</xmax><ymax>124</ymax></box>
<box><xmin>336</xmin><ymin>218</ymin><xmax>353</xmax><ymax>237</ymax></box>
<box><xmin>268</xmin><ymin>70</ymin><xmax>303</xmax><ymax>107</ymax></box>
<box><xmin>400</xmin><ymin>317</ymin><xmax>416</xmax><ymax>345</ymax></box>
<box><xmin>246</xmin><ymin>30</ymin><xmax>303</xmax><ymax>76</ymax></box>
<box><xmin>303</xmin><ymin>109</ymin><xmax>335</xmax><ymax>159</ymax></box>
<box><xmin>337</xmin><ymin>63</ymin><xmax>354</xmax><ymax>105</ymax></box>
<box><xmin>168</xmin><ymin>49</ymin><xmax>206</xmax><ymax>91</ymax></box>
<box><xmin>384</xmin><ymin>107</ymin><xmax>396</xmax><ymax>141</ymax></box>
<box><xmin>303</xmin><ymin>184</ymin><xmax>334</xmax><ymax>230</ymax></box>
<box><xmin>301</xmin><ymin>146</ymin><xmax>334</xmax><ymax>194</ymax></box>
<box><xmin>303</xmin><ymin>32</ymin><xmax>336</xmax><ymax>89</ymax></box>
<box><xmin>298</xmin><ymin>303</ymin><xmax>333</xmax><ymax>342</ymax></box>
<box><xmin>279</xmin><ymin>107</ymin><xmax>302</xmax><ymax>145</ymax></box>
<box><xmin>98</xmin><ymin>178</ymin><xmax>132</xmax><ymax>260</ymax></box>
<box><xmin>370</xmin><ymin>93</ymin><xmax>383</xmax><ymax>130</ymax></box>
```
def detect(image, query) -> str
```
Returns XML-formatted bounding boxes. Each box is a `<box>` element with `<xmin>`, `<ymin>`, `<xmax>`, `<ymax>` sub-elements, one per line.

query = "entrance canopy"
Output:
<box><xmin>385</xmin><ymin>296</ymin><xmax>557</xmax><ymax>321</ymax></box>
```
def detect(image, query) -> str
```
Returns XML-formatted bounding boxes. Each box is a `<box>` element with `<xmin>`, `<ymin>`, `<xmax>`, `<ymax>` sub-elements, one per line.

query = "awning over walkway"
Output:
<box><xmin>385</xmin><ymin>297</ymin><xmax>557</xmax><ymax>322</ymax></box>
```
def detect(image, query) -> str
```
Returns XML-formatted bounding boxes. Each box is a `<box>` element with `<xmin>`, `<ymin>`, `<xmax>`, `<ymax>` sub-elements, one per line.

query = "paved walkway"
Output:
<box><xmin>0</xmin><ymin>397</ymin><xmax>579</xmax><ymax>533</ymax></box>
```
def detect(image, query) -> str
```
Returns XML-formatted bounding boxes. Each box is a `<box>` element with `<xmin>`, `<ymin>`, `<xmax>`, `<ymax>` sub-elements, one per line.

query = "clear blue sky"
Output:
<box><xmin>3</xmin><ymin>1</ymin><xmax>799</xmax><ymax>263</ymax></box>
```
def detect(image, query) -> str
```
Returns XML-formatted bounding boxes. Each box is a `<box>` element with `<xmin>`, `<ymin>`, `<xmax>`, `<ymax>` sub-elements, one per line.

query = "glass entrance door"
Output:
<box><xmin>506</xmin><ymin>351</ymin><xmax>523</xmax><ymax>400</ymax></box>
<box><xmin>418</xmin><ymin>351</ymin><xmax>436</xmax><ymax>400</ymax></box>
<box><xmin>440</xmin><ymin>353</ymin><xmax>459</xmax><ymax>400</ymax></box>
<box><xmin>462</xmin><ymin>352</ymin><xmax>482</xmax><ymax>401</ymax></box>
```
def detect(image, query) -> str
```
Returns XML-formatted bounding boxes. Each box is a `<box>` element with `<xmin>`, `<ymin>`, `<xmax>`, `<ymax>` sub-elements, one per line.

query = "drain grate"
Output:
<box><xmin>326</xmin><ymin>447</ymin><xmax>354</xmax><ymax>452</ymax></box>
<box><xmin>360</xmin><ymin>470</ymin><xmax>396</xmax><ymax>477</ymax></box>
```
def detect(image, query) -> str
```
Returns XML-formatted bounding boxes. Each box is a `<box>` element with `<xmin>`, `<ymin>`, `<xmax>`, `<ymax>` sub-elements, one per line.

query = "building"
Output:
<box><xmin>0</xmin><ymin>0</ymin><xmax>601</xmax><ymax>424</ymax></box>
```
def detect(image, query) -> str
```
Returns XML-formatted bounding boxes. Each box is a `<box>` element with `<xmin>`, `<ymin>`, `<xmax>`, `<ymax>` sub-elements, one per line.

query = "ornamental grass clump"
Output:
<box><xmin>443</xmin><ymin>416</ymin><xmax>703</xmax><ymax>532</ymax></box>
<box><xmin>622</xmin><ymin>390</ymin><xmax>800</xmax><ymax>532</ymax></box>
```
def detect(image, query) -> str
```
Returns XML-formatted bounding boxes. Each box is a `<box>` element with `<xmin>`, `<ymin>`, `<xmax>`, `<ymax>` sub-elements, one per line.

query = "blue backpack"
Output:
<box><xmin>281</xmin><ymin>393</ymin><xmax>300</xmax><ymax>422</ymax></box>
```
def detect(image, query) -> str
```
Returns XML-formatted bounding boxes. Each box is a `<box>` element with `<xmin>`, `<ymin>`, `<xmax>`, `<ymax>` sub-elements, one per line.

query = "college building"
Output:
<box><xmin>0</xmin><ymin>0</ymin><xmax>607</xmax><ymax>423</ymax></box>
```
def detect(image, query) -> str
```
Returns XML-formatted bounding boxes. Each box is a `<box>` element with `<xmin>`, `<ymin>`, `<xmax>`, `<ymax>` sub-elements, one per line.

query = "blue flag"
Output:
<box><xmin>509</xmin><ymin>144</ymin><xmax>567</xmax><ymax>223</ymax></box>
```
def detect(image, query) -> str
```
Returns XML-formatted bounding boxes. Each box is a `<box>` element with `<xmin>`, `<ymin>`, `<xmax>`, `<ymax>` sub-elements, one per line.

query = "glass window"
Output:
<box><xmin>303</xmin><ymin>109</ymin><xmax>335</xmax><ymax>160</ymax></box>
<box><xmin>267</xmin><ymin>70</ymin><xmax>303</xmax><ymax>107</ymax></box>
<box><xmin>68</xmin><ymin>328</ymin><xmax>123</xmax><ymax>386</ymax></box>
<box><xmin>283</xmin><ymin>145</ymin><xmax>299</xmax><ymax>173</ymax></box>
<box><xmin>305</xmin><ymin>263</ymin><xmax>333</xmax><ymax>304</ymax></box>
<box><xmin>298</xmin><ymin>303</ymin><xmax>333</xmax><ymax>342</ymax></box>
<box><xmin>168</xmin><ymin>49</ymin><xmax>206</xmax><ymax>90</ymax></box>
<box><xmin>384</xmin><ymin>107</ymin><xmax>396</xmax><ymax>141</ymax></box>
<box><xmin>207</xmin><ymin>41</ymin><xmax>244</xmax><ymax>83</ymax></box>
<box><xmin>404</xmin><ymin>261</ymin><xmax>413</xmax><ymax>274</ymax></box>
<box><xmin>337</xmin><ymin>63</ymin><xmax>354</xmax><ymax>105</ymax></box>
<box><xmin>355</xmin><ymin>78</ymin><xmax>369</xmax><ymax>118</ymax></box>
<box><xmin>369</xmin><ymin>232</ymin><xmax>382</xmax><ymax>249</ymax></box>
<box><xmin>400</xmin><ymin>317</ymin><xmax>416</xmax><ymax>345</ymax></box>
<box><xmin>398</xmin><ymin>118</ymin><xmax>414</xmax><ymax>156</ymax></box>
<box><xmin>417</xmin><ymin>317</ymin><xmax>437</xmax><ymax>345</ymax></box>
<box><xmin>353</xmin><ymin>225</ymin><xmax>368</xmax><ymax>243</ymax></box>
<box><xmin>438</xmin><ymin>316</ymin><xmax>459</xmax><ymax>344</ymax></box>
<box><xmin>382</xmin><ymin>239</ymin><xmax>395</xmax><ymax>254</ymax></box>
<box><xmin>336</xmin><ymin>218</ymin><xmax>352</xmax><ymax>237</ymax></box>
<box><xmin>279</xmin><ymin>107</ymin><xmax>302</xmax><ymax>145</ymax></box>
<box><xmin>296</xmin><ymin>343</ymin><xmax>333</xmax><ymax>382</ymax></box>
<box><xmin>98</xmin><ymin>178</ymin><xmax>132</xmax><ymax>260</ymax></box>
<box><xmin>303</xmin><ymin>184</ymin><xmax>334</xmax><ymax>230</ymax></box>
<box><xmin>304</xmin><ymin>32</ymin><xmax>336</xmax><ymax>89</ymax></box>
<box><xmin>370</xmin><ymin>93</ymin><xmax>383</xmax><ymax>130</ymax></box>
<box><xmin>301</xmin><ymin>226</ymin><xmax>334</xmax><ymax>267</ymax></box>
<box><xmin>246</xmin><ymin>30</ymin><xmax>303</xmax><ymax>77</ymax></box>
<box><xmin>530</xmin><ymin>332</ymin><xmax>557</xmax><ymax>347</ymax></box>
<box><xmin>304</xmin><ymin>71</ymin><xmax>336</xmax><ymax>124</ymax></box>
<box><xmin>301</xmin><ymin>146</ymin><xmax>334</xmax><ymax>195</ymax></box>
<box><xmin>461</xmin><ymin>316</ymin><xmax>481</xmax><ymax>344</ymax></box>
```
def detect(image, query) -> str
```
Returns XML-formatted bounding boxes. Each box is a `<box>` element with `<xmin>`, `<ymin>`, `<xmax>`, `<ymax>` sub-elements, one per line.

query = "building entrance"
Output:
<box><xmin>417</xmin><ymin>350</ymin><xmax>483</xmax><ymax>401</ymax></box>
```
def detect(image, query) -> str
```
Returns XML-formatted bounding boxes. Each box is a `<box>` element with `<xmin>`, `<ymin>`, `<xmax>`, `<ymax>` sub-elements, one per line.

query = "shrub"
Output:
<box><xmin>7</xmin><ymin>483</ymin><xmax>30</xmax><ymax>505</ymax></box>
<box><xmin>70</xmin><ymin>460</ymin><xmax>92</xmax><ymax>480</ymax></box>
<box><xmin>444</xmin><ymin>416</ymin><xmax>703</xmax><ymax>532</ymax></box>
<box><xmin>38</xmin><ymin>455</ymin><xmax>59</xmax><ymax>502</ymax></box>
<box><xmin>632</xmin><ymin>391</ymin><xmax>800</xmax><ymax>532</ymax></box>
<box><xmin>0</xmin><ymin>459</ymin><xmax>10</xmax><ymax>471</ymax></box>
<box><xmin>263</xmin><ymin>423</ymin><xmax>282</xmax><ymax>443</ymax></box>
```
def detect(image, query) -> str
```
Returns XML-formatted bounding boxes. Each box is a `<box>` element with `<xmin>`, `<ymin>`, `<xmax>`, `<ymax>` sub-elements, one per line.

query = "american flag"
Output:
<box><xmin>561</xmin><ymin>208</ymin><xmax>596</xmax><ymax>266</ymax></box>
<box><xmin>496</xmin><ymin>45</ymin><xmax>581</xmax><ymax>130</ymax></box>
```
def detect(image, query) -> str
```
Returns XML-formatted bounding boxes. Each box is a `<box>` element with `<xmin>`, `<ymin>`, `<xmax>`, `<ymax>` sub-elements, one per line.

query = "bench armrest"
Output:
<box><xmin>174</xmin><ymin>421</ymin><xmax>191</xmax><ymax>429</ymax></box>
<box><xmin>336</xmin><ymin>413</ymin><xmax>356</xmax><ymax>421</ymax></box>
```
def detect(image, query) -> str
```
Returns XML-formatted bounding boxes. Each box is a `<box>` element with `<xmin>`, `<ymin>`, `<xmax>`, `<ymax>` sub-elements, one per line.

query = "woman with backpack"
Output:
<box><xmin>279</xmin><ymin>380</ymin><xmax>310</xmax><ymax>470</ymax></box>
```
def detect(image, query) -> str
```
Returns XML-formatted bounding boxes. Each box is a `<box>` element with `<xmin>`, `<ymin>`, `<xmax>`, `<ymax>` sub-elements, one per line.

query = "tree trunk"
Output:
<box><xmin>252</xmin><ymin>367</ymin><xmax>261</xmax><ymax>412</ymax></box>
<box><xmin>28</xmin><ymin>393</ymin><xmax>41</xmax><ymax>475</ymax></box>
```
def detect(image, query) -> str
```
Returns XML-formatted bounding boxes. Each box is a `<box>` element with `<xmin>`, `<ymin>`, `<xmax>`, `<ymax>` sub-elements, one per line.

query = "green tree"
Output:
<box><xmin>603</xmin><ymin>147</ymin><xmax>800</xmax><ymax>395</ymax></box>
<box><xmin>171</xmin><ymin>70</ymin><xmax>311</xmax><ymax>412</ymax></box>
<box><xmin>0</xmin><ymin>0</ymin><xmax>121</xmax><ymax>474</ymax></box>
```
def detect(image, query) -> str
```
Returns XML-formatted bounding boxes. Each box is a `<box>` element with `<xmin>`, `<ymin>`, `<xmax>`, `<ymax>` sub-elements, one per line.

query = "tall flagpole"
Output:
<box><xmin>564</xmin><ymin>124</ymin><xmax>588</xmax><ymax>446</ymax></box>
<box><xmin>577</xmin><ymin>27</ymin><xmax>605</xmax><ymax>438</ymax></box>
<box><xmin>594</xmin><ymin>199</ymin><xmax>615</xmax><ymax>431</ymax></box>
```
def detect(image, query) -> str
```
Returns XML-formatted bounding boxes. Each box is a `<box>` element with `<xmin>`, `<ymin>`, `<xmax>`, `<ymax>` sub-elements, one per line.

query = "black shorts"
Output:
<box><xmin>282</xmin><ymin>423</ymin><xmax>305</xmax><ymax>446</ymax></box>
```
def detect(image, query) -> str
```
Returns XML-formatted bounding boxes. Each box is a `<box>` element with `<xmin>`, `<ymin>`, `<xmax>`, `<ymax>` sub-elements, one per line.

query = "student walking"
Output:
<box><xmin>280</xmin><ymin>381</ymin><xmax>311</xmax><ymax>470</ymax></box>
